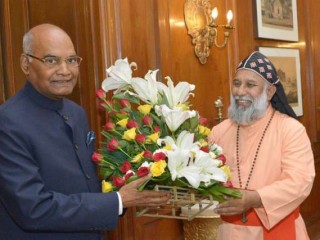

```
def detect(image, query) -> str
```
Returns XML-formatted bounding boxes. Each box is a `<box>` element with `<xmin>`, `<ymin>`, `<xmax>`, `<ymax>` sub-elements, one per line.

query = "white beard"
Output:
<box><xmin>228</xmin><ymin>88</ymin><xmax>269</xmax><ymax>125</ymax></box>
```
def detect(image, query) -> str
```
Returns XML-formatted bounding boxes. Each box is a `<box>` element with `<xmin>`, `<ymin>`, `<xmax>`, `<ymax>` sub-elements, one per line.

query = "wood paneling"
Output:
<box><xmin>307</xmin><ymin>0</ymin><xmax>320</xmax><ymax>144</ymax></box>
<box><xmin>157</xmin><ymin>0</ymin><xmax>233</xmax><ymax>128</ymax></box>
<box><xmin>0</xmin><ymin>29</ymin><xmax>4</xmax><ymax>103</ymax></box>
<box><xmin>0</xmin><ymin>0</ymin><xmax>28</xmax><ymax>99</ymax></box>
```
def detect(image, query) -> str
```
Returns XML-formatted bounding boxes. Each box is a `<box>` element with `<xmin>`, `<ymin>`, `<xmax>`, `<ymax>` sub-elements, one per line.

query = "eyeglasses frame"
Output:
<box><xmin>25</xmin><ymin>53</ymin><xmax>83</xmax><ymax>67</ymax></box>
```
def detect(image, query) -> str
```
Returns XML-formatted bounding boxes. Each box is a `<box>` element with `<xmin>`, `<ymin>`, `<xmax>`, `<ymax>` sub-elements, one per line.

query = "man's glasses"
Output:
<box><xmin>25</xmin><ymin>54</ymin><xmax>82</xmax><ymax>67</ymax></box>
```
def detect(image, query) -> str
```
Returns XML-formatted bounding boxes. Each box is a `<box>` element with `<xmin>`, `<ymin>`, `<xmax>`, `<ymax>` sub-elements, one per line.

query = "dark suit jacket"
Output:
<box><xmin>0</xmin><ymin>81</ymin><xmax>119</xmax><ymax>240</ymax></box>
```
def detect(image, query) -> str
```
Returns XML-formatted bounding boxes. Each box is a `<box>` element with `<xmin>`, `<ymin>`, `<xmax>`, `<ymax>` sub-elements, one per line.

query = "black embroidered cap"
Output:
<box><xmin>236</xmin><ymin>51</ymin><xmax>297</xmax><ymax>118</ymax></box>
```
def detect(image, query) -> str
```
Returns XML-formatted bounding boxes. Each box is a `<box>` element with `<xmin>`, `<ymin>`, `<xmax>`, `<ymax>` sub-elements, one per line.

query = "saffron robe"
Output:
<box><xmin>208</xmin><ymin>106</ymin><xmax>315</xmax><ymax>240</ymax></box>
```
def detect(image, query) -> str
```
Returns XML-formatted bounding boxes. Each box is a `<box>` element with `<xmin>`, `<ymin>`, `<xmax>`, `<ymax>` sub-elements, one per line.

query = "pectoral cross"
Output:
<box><xmin>241</xmin><ymin>211</ymin><xmax>248</xmax><ymax>223</ymax></box>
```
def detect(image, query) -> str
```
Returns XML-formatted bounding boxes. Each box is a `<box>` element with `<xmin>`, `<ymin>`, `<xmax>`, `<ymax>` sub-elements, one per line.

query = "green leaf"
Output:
<box><xmin>113</xmin><ymin>92</ymin><xmax>140</xmax><ymax>105</ymax></box>
<box><xmin>137</xmin><ymin>179</ymin><xmax>151</xmax><ymax>191</ymax></box>
<box><xmin>98</xmin><ymin>167</ymin><xmax>115</xmax><ymax>179</ymax></box>
<box><xmin>126</xmin><ymin>175</ymin><xmax>139</xmax><ymax>183</ymax></box>
<box><xmin>150</xmin><ymin>172</ymin><xmax>171</xmax><ymax>183</ymax></box>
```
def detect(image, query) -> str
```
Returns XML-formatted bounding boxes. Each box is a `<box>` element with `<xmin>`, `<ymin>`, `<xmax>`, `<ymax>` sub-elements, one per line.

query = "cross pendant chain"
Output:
<box><xmin>241</xmin><ymin>211</ymin><xmax>248</xmax><ymax>223</ymax></box>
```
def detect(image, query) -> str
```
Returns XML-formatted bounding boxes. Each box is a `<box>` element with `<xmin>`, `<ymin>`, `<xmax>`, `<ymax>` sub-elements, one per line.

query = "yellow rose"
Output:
<box><xmin>102</xmin><ymin>180</ymin><xmax>113</xmax><ymax>193</ymax></box>
<box><xmin>220</xmin><ymin>165</ymin><xmax>231</xmax><ymax>181</ymax></box>
<box><xmin>138</xmin><ymin>104</ymin><xmax>152</xmax><ymax>115</ymax></box>
<box><xmin>122</xmin><ymin>128</ymin><xmax>136</xmax><ymax>141</ymax></box>
<box><xmin>150</xmin><ymin>160</ymin><xmax>167</xmax><ymax>177</ymax></box>
<box><xmin>198</xmin><ymin>125</ymin><xmax>211</xmax><ymax>136</ymax></box>
<box><xmin>145</xmin><ymin>132</ymin><xmax>160</xmax><ymax>144</ymax></box>
<box><xmin>131</xmin><ymin>151</ymin><xmax>144</xmax><ymax>163</ymax></box>
<box><xmin>199</xmin><ymin>139</ymin><xmax>208</xmax><ymax>147</ymax></box>
<box><xmin>117</xmin><ymin>118</ymin><xmax>128</xmax><ymax>128</ymax></box>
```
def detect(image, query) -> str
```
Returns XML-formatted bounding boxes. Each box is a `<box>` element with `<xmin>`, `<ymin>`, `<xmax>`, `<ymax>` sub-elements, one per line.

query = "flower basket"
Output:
<box><xmin>93</xmin><ymin>58</ymin><xmax>242</xmax><ymax>219</ymax></box>
<box><xmin>136</xmin><ymin>185</ymin><xmax>215</xmax><ymax>221</ymax></box>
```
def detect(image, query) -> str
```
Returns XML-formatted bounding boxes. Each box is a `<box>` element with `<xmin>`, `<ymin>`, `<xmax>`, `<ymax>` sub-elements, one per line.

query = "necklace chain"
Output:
<box><xmin>236</xmin><ymin>111</ymin><xmax>275</xmax><ymax>189</ymax></box>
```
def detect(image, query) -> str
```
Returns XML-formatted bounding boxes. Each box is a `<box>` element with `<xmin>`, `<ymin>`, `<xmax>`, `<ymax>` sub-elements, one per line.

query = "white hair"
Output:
<box><xmin>23</xmin><ymin>30</ymin><xmax>33</xmax><ymax>55</ymax></box>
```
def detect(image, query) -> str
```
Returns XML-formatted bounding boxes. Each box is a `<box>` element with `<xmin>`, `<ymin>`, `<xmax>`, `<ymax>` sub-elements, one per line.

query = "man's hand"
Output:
<box><xmin>214</xmin><ymin>190</ymin><xmax>262</xmax><ymax>216</ymax></box>
<box><xmin>119</xmin><ymin>176</ymin><xmax>171</xmax><ymax>208</ymax></box>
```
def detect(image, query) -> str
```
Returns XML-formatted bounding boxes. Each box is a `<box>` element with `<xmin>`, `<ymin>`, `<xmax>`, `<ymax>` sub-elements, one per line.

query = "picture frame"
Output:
<box><xmin>254</xmin><ymin>0</ymin><xmax>299</xmax><ymax>41</ymax></box>
<box><xmin>258</xmin><ymin>47</ymin><xmax>303</xmax><ymax>116</ymax></box>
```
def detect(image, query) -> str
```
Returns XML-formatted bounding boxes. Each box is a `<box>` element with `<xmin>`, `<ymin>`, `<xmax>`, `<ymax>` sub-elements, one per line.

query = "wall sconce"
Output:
<box><xmin>184</xmin><ymin>0</ymin><xmax>234</xmax><ymax>64</ymax></box>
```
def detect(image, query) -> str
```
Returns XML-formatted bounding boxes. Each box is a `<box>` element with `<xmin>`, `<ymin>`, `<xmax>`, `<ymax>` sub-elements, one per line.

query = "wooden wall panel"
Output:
<box><xmin>0</xmin><ymin>30</ymin><xmax>4</xmax><ymax>103</ymax></box>
<box><xmin>157</xmin><ymin>0</ymin><xmax>233</xmax><ymax>127</ymax></box>
<box><xmin>0</xmin><ymin>0</ymin><xmax>28</xmax><ymax>100</ymax></box>
<box><xmin>308</xmin><ymin>0</ymin><xmax>320</xmax><ymax>144</ymax></box>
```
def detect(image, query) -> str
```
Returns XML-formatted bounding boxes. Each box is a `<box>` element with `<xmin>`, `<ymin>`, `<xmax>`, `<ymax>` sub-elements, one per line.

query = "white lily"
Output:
<box><xmin>157</xmin><ymin>76</ymin><xmax>195</xmax><ymax>108</ymax></box>
<box><xmin>167</xmin><ymin>149</ymin><xmax>202</xmax><ymax>188</ymax></box>
<box><xmin>102</xmin><ymin>58</ymin><xmax>137</xmax><ymax>93</ymax></box>
<box><xmin>193</xmin><ymin>150</ymin><xmax>227</xmax><ymax>185</ymax></box>
<box><xmin>131</xmin><ymin>70</ymin><xmax>160</xmax><ymax>104</ymax></box>
<box><xmin>157</xmin><ymin>130</ymin><xmax>201</xmax><ymax>155</ymax></box>
<box><xmin>155</xmin><ymin>105</ymin><xmax>197</xmax><ymax>132</ymax></box>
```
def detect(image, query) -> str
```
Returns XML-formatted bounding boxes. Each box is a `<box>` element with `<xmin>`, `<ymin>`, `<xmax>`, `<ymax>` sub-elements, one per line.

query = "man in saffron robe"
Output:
<box><xmin>209</xmin><ymin>51</ymin><xmax>315</xmax><ymax>240</ymax></box>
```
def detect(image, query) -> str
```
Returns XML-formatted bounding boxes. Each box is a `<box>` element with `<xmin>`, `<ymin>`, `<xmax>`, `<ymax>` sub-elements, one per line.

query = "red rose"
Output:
<box><xmin>135</xmin><ymin>134</ymin><xmax>146</xmax><ymax>144</ymax></box>
<box><xmin>224</xmin><ymin>181</ymin><xmax>233</xmax><ymax>188</ymax></box>
<box><xmin>119</xmin><ymin>99</ymin><xmax>131</xmax><ymax>108</ymax></box>
<box><xmin>153</xmin><ymin>152</ymin><xmax>166</xmax><ymax>162</ymax></box>
<box><xmin>200</xmin><ymin>147</ymin><xmax>209</xmax><ymax>153</ymax></box>
<box><xmin>142</xmin><ymin>115</ymin><xmax>153</xmax><ymax>125</ymax></box>
<box><xmin>126</xmin><ymin>119</ymin><xmax>139</xmax><ymax>129</ymax></box>
<box><xmin>124</xmin><ymin>171</ymin><xmax>135</xmax><ymax>181</ymax></box>
<box><xmin>113</xmin><ymin>176</ymin><xmax>125</xmax><ymax>187</ymax></box>
<box><xmin>107</xmin><ymin>138</ymin><xmax>120</xmax><ymax>151</ymax></box>
<box><xmin>103</xmin><ymin>122</ymin><xmax>115</xmax><ymax>131</ymax></box>
<box><xmin>217</xmin><ymin>154</ymin><xmax>226</xmax><ymax>164</ymax></box>
<box><xmin>137</xmin><ymin>167</ymin><xmax>149</xmax><ymax>177</ymax></box>
<box><xmin>95</xmin><ymin>89</ymin><xmax>106</xmax><ymax>100</ymax></box>
<box><xmin>153</xmin><ymin>126</ymin><xmax>161</xmax><ymax>132</ymax></box>
<box><xmin>143</xmin><ymin>150</ymin><xmax>153</xmax><ymax>159</ymax></box>
<box><xmin>199</xmin><ymin>116</ymin><xmax>208</xmax><ymax>125</ymax></box>
<box><xmin>120</xmin><ymin>161</ymin><xmax>132</xmax><ymax>173</ymax></box>
<box><xmin>91</xmin><ymin>152</ymin><xmax>103</xmax><ymax>164</ymax></box>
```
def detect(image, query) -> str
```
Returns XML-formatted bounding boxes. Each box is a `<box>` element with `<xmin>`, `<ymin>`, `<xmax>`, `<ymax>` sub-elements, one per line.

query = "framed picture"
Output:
<box><xmin>254</xmin><ymin>0</ymin><xmax>299</xmax><ymax>41</ymax></box>
<box><xmin>259</xmin><ymin>47</ymin><xmax>303</xmax><ymax>116</ymax></box>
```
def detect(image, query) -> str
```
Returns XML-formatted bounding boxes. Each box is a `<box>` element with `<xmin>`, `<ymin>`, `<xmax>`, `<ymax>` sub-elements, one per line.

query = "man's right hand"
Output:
<box><xmin>119</xmin><ymin>176</ymin><xmax>171</xmax><ymax>208</ymax></box>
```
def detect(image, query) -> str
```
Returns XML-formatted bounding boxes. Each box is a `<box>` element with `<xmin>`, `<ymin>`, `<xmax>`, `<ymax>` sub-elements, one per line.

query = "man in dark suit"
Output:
<box><xmin>0</xmin><ymin>23</ymin><xmax>169</xmax><ymax>240</ymax></box>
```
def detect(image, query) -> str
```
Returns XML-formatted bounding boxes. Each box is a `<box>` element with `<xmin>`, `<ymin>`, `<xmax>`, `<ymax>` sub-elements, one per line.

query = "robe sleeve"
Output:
<box><xmin>255</xmin><ymin>119</ymin><xmax>315</xmax><ymax>229</ymax></box>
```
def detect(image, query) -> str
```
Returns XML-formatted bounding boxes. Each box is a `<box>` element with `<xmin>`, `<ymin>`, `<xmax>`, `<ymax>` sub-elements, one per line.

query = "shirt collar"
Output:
<box><xmin>23</xmin><ymin>81</ymin><xmax>64</xmax><ymax>111</ymax></box>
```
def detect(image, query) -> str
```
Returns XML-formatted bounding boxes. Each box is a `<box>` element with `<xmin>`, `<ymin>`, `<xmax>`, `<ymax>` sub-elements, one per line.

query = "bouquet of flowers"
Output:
<box><xmin>92</xmin><ymin>58</ymin><xmax>241</xmax><ymax>219</ymax></box>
